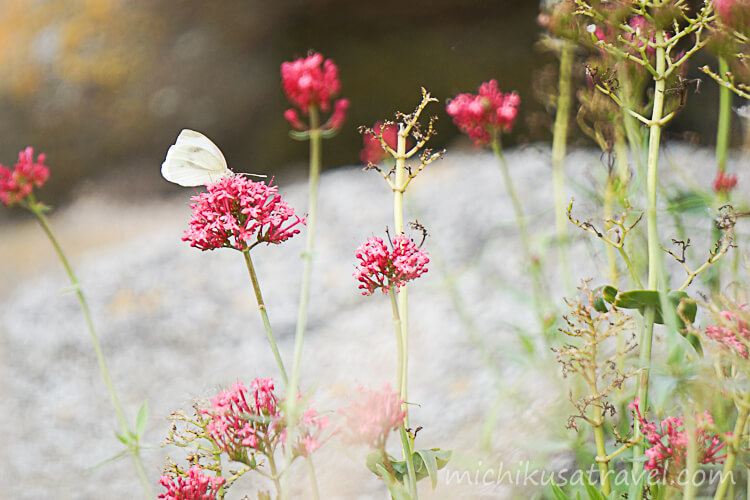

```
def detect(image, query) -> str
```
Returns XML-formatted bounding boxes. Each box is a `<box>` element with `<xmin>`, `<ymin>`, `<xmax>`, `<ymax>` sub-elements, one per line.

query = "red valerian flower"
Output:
<box><xmin>706</xmin><ymin>309</ymin><xmax>750</xmax><ymax>358</ymax></box>
<box><xmin>158</xmin><ymin>465</ymin><xmax>225</xmax><ymax>500</ymax></box>
<box><xmin>182</xmin><ymin>176</ymin><xmax>305</xmax><ymax>251</ymax></box>
<box><xmin>629</xmin><ymin>399</ymin><xmax>727</xmax><ymax>485</ymax></box>
<box><xmin>281</xmin><ymin>51</ymin><xmax>349</xmax><ymax>132</ymax></box>
<box><xmin>354</xmin><ymin>233</ymin><xmax>429</xmax><ymax>295</ymax></box>
<box><xmin>712</xmin><ymin>170</ymin><xmax>738</xmax><ymax>194</ymax></box>
<box><xmin>199</xmin><ymin>379</ymin><xmax>280</xmax><ymax>462</ymax></box>
<box><xmin>714</xmin><ymin>0</ymin><xmax>750</xmax><ymax>30</ymax></box>
<box><xmin>446</xmin><ymin>80</ymin><xmax>520</xmax><ymax>146</ymax></box>
<box><xmin>0</xmin><ymin>147</ymin><xmax>50</xmax><ymax>206</ymax></box>
<box><xmin>339</xmin><ymin>383</ymin><xmax>406</xmax><ymax>449</ymax></box>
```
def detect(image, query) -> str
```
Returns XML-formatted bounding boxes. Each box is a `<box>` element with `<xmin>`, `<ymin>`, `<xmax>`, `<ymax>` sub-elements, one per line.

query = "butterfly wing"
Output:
<box><xmin>161</xmin><ymin>129</ymin><xmax>231</xmax><ymax>186</ymax></box>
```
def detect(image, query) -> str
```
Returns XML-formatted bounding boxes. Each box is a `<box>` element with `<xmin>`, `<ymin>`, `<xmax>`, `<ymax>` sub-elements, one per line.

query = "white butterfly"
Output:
<box><xmin>161</xmin><ymin>129</ymin><xmax>235</xmax><ymax>187</ymax></box>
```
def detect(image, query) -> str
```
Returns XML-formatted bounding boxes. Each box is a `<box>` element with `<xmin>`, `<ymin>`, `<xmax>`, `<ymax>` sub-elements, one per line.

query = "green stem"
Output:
<box><xmin>393</xmin><ymin>125</ymin><xmax>417</xmax><ymax>499</ymax></box>
<box><xmin>716</xmin><ymin>56</ymin><xmax>731</xmax><ymax>175</ymax></box>
<box><xmin>399</xmin><ymin>426</ymin><xmax>418</xmax><ymax>498</ymax></box>
<box><xmin>285</xmin><ymin>105</ymin><xmax>322</xmax><ymax>500</ymax></box>
<box><xmin>714</xmin><ymin>391</ymin><xmax>750</xmax><ymax>500</ymax></box>
<box><xmin>29</xmin><ymin>201</ymin><xmax>154</xmax><ymax>499</ymax></box>
<box><xmin>242</xmin><ymin>249</ymin><xmax>288</xmax><ymax>385</ymax></box>
<box><xmin>389</xmin><ymin>288</ymin><xmax>405</xmax><ymax>395</ymax></box>
<box><xmin>631</xmin><ymin>30</ymin><xmax>667</xmax><ymax>500</ymax></box>
<box><xmin>492</xmin><ymin>139</ymin><xmax>546</xmax><ymax>328</ymax></box>
<box><xmin>552</xmin><ymin>40</ymin><xmax>574</xmax><ymax>295</ymax></box>
<box><xmin>305</xmin><ymin>457</ymin><xmax>321</xmax><ymax>500</ymax></box>
<box><xmin>289</xmin><ymin>105</ymin><xmax>321</xmax><ymax>395</ymax></box>
<box><xmin>593</xmin><ymin>424</ymin><xmax>611</xmax><ymax>495</ymax></box>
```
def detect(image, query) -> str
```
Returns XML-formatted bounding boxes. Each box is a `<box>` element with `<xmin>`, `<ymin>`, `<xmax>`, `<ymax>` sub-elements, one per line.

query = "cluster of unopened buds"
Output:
<box><xmin>281</xmin><ymin>51</ymin><xmax>349</xmax><ymax>133</ymax></box>
<box><xmin>712</xmin><ymin>170</ymin><xmax>738</xmax><ymax>195</ymax></box>
<box><xmin>0</xmin><ymin>147</ymin><xmax>49</xmax><ymax>206</ymax></box>
<box><xmin>629</xmin><ymin>399</ymin><xmax>727</xmax><ymax>484</ymax></box>
<box><xmin>353</xmin><ymin>229</ymin><xmax>430</xmax><ymax>296</ymax></box>
<box><xmin>446</xmin><ymin>79</ymin><xmax>519</xmax><ymax>146</ymax></box>
<box><xmin>182</xmin><ymin>176</ymin><xmax>305</xmax><ymax>252</ymax></box>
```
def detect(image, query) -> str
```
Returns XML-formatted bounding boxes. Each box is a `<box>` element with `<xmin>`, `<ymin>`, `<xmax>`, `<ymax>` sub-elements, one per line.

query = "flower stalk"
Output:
<box><xmin>27</xmin><ymin>196</ymin><xmax>154</xmax><ymax>499</ymax></box>
<box><xmin>492</xmin><ymin>139</ymin><xmax>546</xmax><ymax>329</ymax></box>
<box><xmin>552</xmin><ymin>40</ymin><xmax>575</xmax><ymax>294</ymax></box>
<box><xmin>242</xmin><ymin>249</ymin><xmax>289</xmax><ymax>385</ymax></box>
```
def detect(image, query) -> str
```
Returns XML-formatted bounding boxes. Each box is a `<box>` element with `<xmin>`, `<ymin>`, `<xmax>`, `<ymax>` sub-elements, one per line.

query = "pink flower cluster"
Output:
<box><xmin>183</xmin><ymin>176</ymin><xmax>304</xmax><ymax>251</ymax></box>
<box><xmin>446</xmin><ymin>80</ymin><xmax>520</xmax><ymax>146</ymax></box>
<box><xmin>286</xmin><ymin>402</ymin><xmax>330</xmax><ymax>457</ymax></box>
<box><xmin>714</xmin><ymin>0</ymin><xmax>750</xmax><ymax>28</ymax></box>
<box><xmin>630</xmin><ymin>399</ymin><xmax>726</xmax><ymax>484</ymax></box>
<box><xmin>0</xmin><ymin>147</ymin><xmax>50</xmax><ymax>206</ymax></box>
<box><xmin>158</xmin><ymin>465</ymin><xmax>225</xmax><ymax>500</ymax></box>
<box><xmin>198</xmin><ymin>378</ymin><xmax>327</xmax><ymax>463</ymax></box>
<box><xmin>340</xmin><ymin>384</ymin><xmax>406</xmax><ymax>449</ymax></box>
<box><xmin>281</xmin><ymin>52</ymin><xmax>349</xmax><ymax>132</ymax></box>
<box><xmin>354</xmin><ymin>234</ymin><xmax>430</xmax><ymax>295</ymax></box>
<box><xmin>712</xmin><ymin>170</ymin><xmax>738</xmax><ymax>194</ymax></box>
<box><xmin>200</xmin><ymin>379</ymin><xmax>279</xmax><ymax>461</ymax></box>
<box><xmin>706</xmin><ymin>310</ymin><xmax>750</xmax><ymax>358</ymax></box>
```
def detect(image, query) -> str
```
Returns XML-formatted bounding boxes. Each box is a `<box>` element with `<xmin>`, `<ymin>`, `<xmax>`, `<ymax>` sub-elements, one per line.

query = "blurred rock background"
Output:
<box><xmin>0</xmin><ymin>0</ymin><xmax>736</xmax><ymax>218</ymax></box>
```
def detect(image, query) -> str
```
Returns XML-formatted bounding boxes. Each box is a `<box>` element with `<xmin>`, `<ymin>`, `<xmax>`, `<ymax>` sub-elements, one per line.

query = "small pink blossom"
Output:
<box><xmin>712</xmin><ymin>170</ymin><xmax>738</xmax><ymax>194</ymax></box>
<box><xmin>0</xmin><ymin>147</ymin><xmax>50</xmax><ymax>206</ymax></box>
<box><xmin>354</xmin><ymin>233</ymin><xmax>429</xmax><ymax>296</ymax></box>
<box><xmin>183</xmin><ymin>176</ymin><xmax>304</xmax><ymax>251</ymax></box>
<box><xmin>706</xmin><ymin>310</ymin><xmax>750</xmax><ymax>358</ymax></box>
<box><xmin>629</xmin><ymin>399</ymin><xmax>727</xmax><ymax>484</ymax></box>
<box><xmin>339</xmin><ymin>384</ymin><xmax>406</xmax><ymax>449</ymax></box>
<box><xmin>446</xmin><ymin>80</ymin><xmax>519</xmax><ymax>146</ymax></box>
<box><xmin>158</xmin><ymin>465</ymin><xmax>225</xmax><ymax>500</ymax></box>
<box><xmin>200</xmin><ymin>379</ymin><xmax>280</xmax><ymax>462</ymax></box>
<box><xmin>281</xmin><ymin>52</ymin><xmax>348</xmax><ymax>132</ymax></box>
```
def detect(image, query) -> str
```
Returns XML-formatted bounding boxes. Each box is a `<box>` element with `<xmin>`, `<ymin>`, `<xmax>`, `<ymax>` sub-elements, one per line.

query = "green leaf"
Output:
<box><xmin>613</xmin><ymin>289</ymin><xmax>656</xmax><ymax>309</ymax></box>
<box><xmin>667</xmin><ymin>190</ymin><xmax>713</xmax><ymax>215</ymax></box>
<box><xmin>375</xmin><ymin>464</ymin><xmax>411</xmax><ymax>500</ymax></box>
<box><xmin>550</xmin><ymin>483</ymin><xmax>572</xmax><ymax>500</ymax></box>
<box><xmin>582</xmin><ymin>474</ymin><xmax>606</xmax><ymax>500</ymax></box>
<box><xmin>592</xmin><ymin>295</ymin><xmax>609</xmax><ymax>313</ymax></box>
<box><xmin>592</xmin><ymin>285</ymin><xmax>618</xmax><ymax>312</ymax></box>
<box><xmin>414</xmin><ymin>449</ymin><xmax>452</xmax><ymax>489</ymax></box>
<box><xmin>135</xmin><ymin>400</ymin><xmax>148</xmax><ymax>439</ymax></box>
<box><xmin>114</xmin><ymin>431</ymin><xmax>131</xmax><ymax>446</ymax></box>
<box><xmin>613</xmin><ymin>290</ymin><xmax>696</xmax><ymax>328</ymax></box>
<box><xmin>288</xmin><ymin>130</ymin><xmax>311</xmax><ymax>141</ymax></box>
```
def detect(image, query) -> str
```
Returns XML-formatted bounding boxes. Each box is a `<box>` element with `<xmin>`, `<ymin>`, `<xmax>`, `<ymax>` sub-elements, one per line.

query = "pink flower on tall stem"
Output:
<box><xmin>158</xmin><ymin>465</ymin><xmax>225</xmax><ymax>500</ymax></box>
<box><xmin>0</xmin><ymin>147</ymin><xmax>50</xmax><ymax>206</ymax></box>
<box><xmin>712</xmin><ymin>170</ymin><xmax>738</xmax><ymax>195</ymax></box>
<box><xmin>354</xmin><ymin>233</ymin><xmax>429</xmax><ymax>296</ymax></box>
<box><xmin>340</xmin><ymin>384</ymin><xmax>406</xmax><ymax>449</ymax></box>
<box><xmin>281</xmin><ymin>51</ymin><xmax>349</xmax><ymax>132</ymax></box>
<box><xmin>183</xmin><ymin>176</ymin><xmax>305</xmax><ymax>251</ymax></box>
<box><xmin>706</xmin><ymin>310</ymin><xmax>750</xmax><ymax>358</ymax></box>
<box><xmin>446</xmin><ymin>79</ymin><xmax>519</xmax><ymax>146</ymax></box>
<box><xmin>629</xmin><ymin>399</ymin><xmax>727</xmax><ymax>484</ymax></box>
